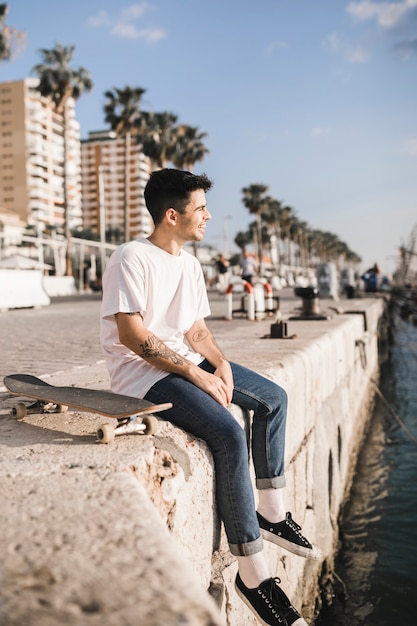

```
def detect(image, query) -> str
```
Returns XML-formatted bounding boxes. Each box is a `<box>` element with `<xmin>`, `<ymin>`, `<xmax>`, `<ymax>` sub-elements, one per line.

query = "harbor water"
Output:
<box><xmin>316</xmin><ymin>314</ymin><xmax>417</xmax><ymax>625</ymax></box>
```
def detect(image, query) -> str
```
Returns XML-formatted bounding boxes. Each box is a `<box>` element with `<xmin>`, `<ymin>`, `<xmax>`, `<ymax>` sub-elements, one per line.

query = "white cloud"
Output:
<box><xmin>86</xmin><ymin>10</ymin><xmax>111</xmax><ymax>28</ymax></box>
<box><xmin>266</xmin><ymin>40</ymin><xmax>287</xmax><ymax>54</ymax></box>
<box><xmin>111</xmin><ymin>23</ymin><xmax>165</xmax><ymax>41</ymax></box>
<box><xmin>403</xmin><ymin>138</ymin><xmax>417</xmax><ymax>155</ymax></box>
<box><xmin>346</xmin><ymin>0</ymin><xmax>417</xmax><ymax>28</ymax></box>
<box><xmin>86</xmin><ymin>3</ymin><xmax>166</xmax><ymax>42</ymax></box>
<box><xmin>322</xmin><ymin>31</ymin><xmax>370</xmax><ymax>63</ymax></box>
<box><xmin>345</xmin><ymin>43</ymin><xmax>369</xmax><ymax>62</ymax></box>
<box><xmin>120</xmin><ymin>4</ymin><xmax>151</xmax><ymax>21</ymax></box>
<box><xmin>312</xmin><ymin>126</ymin><xmax>331</xmax><ymax>137</ymax></box>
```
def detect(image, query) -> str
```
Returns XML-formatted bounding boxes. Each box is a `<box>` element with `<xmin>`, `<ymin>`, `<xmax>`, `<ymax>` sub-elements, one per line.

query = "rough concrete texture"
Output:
<box><xmin>0</xmin><ymin>471</ymin><xmax>223</xmax><ymax>626</ymax></box>
<box><xmin>0</xmin><ymin>363</ymin><xmax>224</xmax><ymax>626</ymax></box>
<box><xmin>0</xmin><ymin>290</ymin><xmax>387</xmax><ymax>625</ymax></box>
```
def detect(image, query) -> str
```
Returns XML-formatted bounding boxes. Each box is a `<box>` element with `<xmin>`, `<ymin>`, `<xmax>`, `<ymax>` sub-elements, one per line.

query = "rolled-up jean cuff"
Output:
<box><xmin>256</xmin><ymin>476</ymin><xmax>286</xmax><ymax>489</ymax></box>
<box><xmin>229</xmin><ymin>535</ymin><xmax>264</xmax><ymax>557</ymax></box>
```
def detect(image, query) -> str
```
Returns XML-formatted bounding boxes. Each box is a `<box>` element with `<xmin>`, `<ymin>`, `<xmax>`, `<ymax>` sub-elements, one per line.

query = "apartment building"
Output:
<box><xmin>0</xmin><ymin>78</ymin><xmax>81</xmax><ymax>231</ymax></box>
<box><xmin>80</xmin><ymin>130</ymin><xmax>152</xmax><ymax>243</ymax></box>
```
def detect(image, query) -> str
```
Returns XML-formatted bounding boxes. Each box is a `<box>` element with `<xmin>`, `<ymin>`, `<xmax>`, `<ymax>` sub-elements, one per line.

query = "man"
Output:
<box><xmin>101</xmin><ymin>169</ymin><xmax>322</xmax><ymax>626</ymax></box>
<box><xmin>240</xmin><ymin>250</ymin><xmax>258</xmax><ymax>284</ymax></box>
<box><xmin>216</xmin><ymin>253</ymin><xmax>230</xmax><ymax>293</ymax></box>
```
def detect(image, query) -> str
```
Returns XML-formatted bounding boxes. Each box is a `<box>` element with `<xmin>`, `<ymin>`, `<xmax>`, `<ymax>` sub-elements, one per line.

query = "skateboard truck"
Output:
<box><xmin>12</xmin><ymin>400</ymin><xmax>68</xmax><ymax>419</ymax></box>
<box><xmin>11</xmin><ymin>400</ymin><xmax>158</xmax><ymax>444</ymax></box>
<box><xmin>96</xmin><ymin>415</ymin><xmax>159</xmax><ymax>444</ymax></box>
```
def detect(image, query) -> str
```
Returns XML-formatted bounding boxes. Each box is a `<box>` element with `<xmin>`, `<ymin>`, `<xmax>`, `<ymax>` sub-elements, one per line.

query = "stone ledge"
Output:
<box><xmin>0</xmin><ymin>296</ymin><xmax>386</xmax><ymax>625</ymax></box>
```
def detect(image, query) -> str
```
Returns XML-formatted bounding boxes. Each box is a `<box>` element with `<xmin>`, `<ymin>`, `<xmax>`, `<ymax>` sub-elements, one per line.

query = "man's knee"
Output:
<box><xmin>263</xmin><ymin>382</ymin><xmax>288</xmax><ymax>414</ymax></box>
<box><xmin>219</xmin><ymin>417</ymin><xmax>248</xmax><ymax>450</ymax></box>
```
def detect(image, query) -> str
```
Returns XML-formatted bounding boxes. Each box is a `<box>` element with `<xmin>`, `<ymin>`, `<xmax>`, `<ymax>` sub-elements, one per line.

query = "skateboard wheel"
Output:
<box><xmin>142</xmin><ymin>415</ymin><xmax>159</xmax><ymax>435</ymax></box>
<box><xmin>56</xmin><ymin>404</ymin><xmax>68</xmax><ymax>413</ymax></box>
<box><xmin>97</xmin><ymin>423</ymin><xmax>115</xmax><ymax>444</ymax></box>
<box><xmin>12</xmin><ymin>402</ymin><xmax>27</xmax><ymax>419</ymax></box>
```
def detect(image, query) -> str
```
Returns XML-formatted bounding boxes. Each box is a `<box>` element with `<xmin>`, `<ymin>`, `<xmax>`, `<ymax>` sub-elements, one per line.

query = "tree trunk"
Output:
<box><xmin>256</xmin><ymin>213</ymin><xmax>263</xmax><ymax>277</ymax></box>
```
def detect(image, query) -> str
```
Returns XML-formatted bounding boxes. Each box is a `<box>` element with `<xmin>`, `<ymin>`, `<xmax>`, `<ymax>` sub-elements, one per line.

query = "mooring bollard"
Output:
<box><xmin>225</xmin><ymin>281</ymin><xmax>255</xmax><ymax>320</ymax></box>
<box><xmin>264</xmin><ymin>281</ymin><xmax>274</xmax><ymax>313</ymax></box>
<box><xmin>270</xmin><ymin>320</ymin><xmax>288</xmax><ymax>338</ymax></box>
<box><xmin>246</xmin><ymin>282</ymin><xmax>255</xmax><ymax>320</ymax></box>
<box><xmin>253</xmin><ymin>282</ymin><xmax>265</xmax><ymax>319</ymax></box>
<box><xmin>225</xmin><ymin>283</ymin><xmax>234</xmax><ymax>320</ymax></box>
<box><xmin>289</xmin><ymin>286</ymin><xmax>331</xmax><ymax>321</ymax></box>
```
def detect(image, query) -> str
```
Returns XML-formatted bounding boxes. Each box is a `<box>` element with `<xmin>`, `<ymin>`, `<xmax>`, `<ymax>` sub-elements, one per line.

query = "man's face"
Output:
<box><xmin>176</xmin><ymin>189</ymin><xmax>211</xmax><ymax>243</ymax></box>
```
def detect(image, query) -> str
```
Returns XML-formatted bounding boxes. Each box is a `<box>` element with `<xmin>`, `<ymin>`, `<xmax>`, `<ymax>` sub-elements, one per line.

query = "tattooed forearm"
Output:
<box><xmin>192</xmin><ymin>328</ymin><xmax>227</xmax><ymax>359</ymax></box>
<box><xmin>191</xmin><ymin>329</ymin><xmax>209</xmax><ymax>342</ymax></box>
<box><xmin>140</xmin><ymin>335</ymin><xmax>184</xmax><ymax>365</ymax></box>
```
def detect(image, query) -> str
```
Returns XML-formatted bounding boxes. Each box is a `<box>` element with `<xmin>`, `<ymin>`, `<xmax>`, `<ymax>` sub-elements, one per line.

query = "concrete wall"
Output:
<box><xmin>0</xmin><ymin>271</ymin><xmax>77</xmax><ymax>312</ymax></box>
<box><xmin>0</xmin><ymin>297</ymin><xmax>385</xmax><ymax>625</ymax></box>
<box><xmin>43</xmin><ymin>275</ymin><xmax>78</xmax><ymax>297</ymax></box>
<box><xmin>0</xmin><ymin>269</ymin><xmax>50</xmax><ymax>310</ymax></box>
<box><xmin>192</xmin><ymin>299</ymin><xmax>384</xmax><ymax>624</ymax></box>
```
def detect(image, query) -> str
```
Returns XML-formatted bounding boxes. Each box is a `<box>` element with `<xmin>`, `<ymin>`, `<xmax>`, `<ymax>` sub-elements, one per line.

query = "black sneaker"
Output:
<box><xmin>235</xmin><ymin>573</ymin><xmax>305</xmax><ymax>625</ymax></box>
<box><xmin>257</xmin><ymin>512</ymin><xmax>323</xmax><ymax>560</ymax></box>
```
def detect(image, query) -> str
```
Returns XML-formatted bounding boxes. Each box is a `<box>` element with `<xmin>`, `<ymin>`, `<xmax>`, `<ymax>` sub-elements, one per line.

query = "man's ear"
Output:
<box><xmin>166</xmin><ymin>208</ymin><xmax>177</xmax><ymax>224</ymax></box>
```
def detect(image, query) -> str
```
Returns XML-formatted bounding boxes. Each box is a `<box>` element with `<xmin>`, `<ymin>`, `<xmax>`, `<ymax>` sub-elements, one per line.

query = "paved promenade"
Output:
<box><xmin>0</xmin><ymin>294</ymin><xmax>104</xmax><ymax>379</ymax></box>
<box><xmin>0</xmin><ymin>289</ymin><xmax>300</xmax><ymax>382</ymax></box>
<box><xmin>0</xmin><ymin>286</ymin><xmax>385</xmax><ymax>625</ymax></box>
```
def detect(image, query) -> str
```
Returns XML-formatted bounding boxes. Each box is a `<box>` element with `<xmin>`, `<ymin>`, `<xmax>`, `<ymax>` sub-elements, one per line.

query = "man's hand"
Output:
<box><xmin>186</xmin><ymin>319</ymin><xmax>234</xmax><ymax>406</ymax></box>
<box><xmin>188</xmin><ymin>361</ymin><xmax>233</xmax><ymax>407</ymax></box>
<box><xmin>213</xmin><ymin>359</ymin><xmax>234</xmax><ymax>405</ymax></box>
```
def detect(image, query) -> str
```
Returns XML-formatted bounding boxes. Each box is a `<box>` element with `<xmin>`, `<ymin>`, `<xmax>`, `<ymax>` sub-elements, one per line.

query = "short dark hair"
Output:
<box><xmin>144</xmin><ymin>168</ymin><xmax>213</xmax><ymax>225</ymax></box>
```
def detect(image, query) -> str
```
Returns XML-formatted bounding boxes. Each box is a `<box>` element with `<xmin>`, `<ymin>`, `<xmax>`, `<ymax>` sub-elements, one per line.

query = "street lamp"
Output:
<box><xmin>224</xmin><ymin>215</ymin><xmax>232</xmax><ymax>257</ymax></box>
<box><xmin>98</xmin><ymin>165</ymin><xmax>106</xmax><ymax>276</ymax></box>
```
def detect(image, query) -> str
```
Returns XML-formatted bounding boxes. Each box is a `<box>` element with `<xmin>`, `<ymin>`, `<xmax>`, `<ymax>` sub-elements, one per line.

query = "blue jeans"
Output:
<box><xmin>144</xmin><ymin>360</ymin><xmax>288</xmax><ymax>556</ymax></box>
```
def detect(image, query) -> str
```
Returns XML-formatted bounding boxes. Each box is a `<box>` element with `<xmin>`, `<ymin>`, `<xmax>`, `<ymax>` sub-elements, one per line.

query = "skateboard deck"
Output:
<box><xmin>3</xmin><ymin>373</ymin><xmax>173</xmax><ymax>443</ymax></box>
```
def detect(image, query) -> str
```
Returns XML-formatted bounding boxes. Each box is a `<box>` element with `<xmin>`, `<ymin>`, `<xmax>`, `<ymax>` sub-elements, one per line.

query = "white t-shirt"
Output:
<box><xmin>100</xmin><ymin>237</ymin><xmax>211</xmax><ymax>398</ymax></box>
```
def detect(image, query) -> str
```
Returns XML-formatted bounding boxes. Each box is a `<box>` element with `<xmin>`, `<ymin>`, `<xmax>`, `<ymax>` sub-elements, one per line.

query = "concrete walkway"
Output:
<box><xmin>0</xmin><ymin>289</ymin><xmax>304</xmax><ymax>379</ymax></box>
<box><xmin>0</xmin><ymin>287</ymin><xmax>385</xmax><ymax>625</ymax></box>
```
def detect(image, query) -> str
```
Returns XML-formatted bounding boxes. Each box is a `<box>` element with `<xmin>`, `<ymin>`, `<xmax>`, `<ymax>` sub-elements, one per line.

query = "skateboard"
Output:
<box><xmin>3</xmin><ymin>373</ymin><xmax>173</xmax><ymax>444</ymax></box>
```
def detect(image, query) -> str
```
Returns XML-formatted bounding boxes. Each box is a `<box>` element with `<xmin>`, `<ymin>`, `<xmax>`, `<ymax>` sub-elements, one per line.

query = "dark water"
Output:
<box><xmin>316</xmin><ymin>315</ymin><xmax>417</xmax><ymax>625</ymax></box>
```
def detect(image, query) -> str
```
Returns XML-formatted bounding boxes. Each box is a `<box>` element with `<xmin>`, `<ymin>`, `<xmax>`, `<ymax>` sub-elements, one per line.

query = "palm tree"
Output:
<box><xmin>295</xmin><ymin>221</ymin><xmax>311</xmax><ymax>268</ymax></box>
<box><xmin>0</xmin><ymin>4</ymin><xmax>8</xmax><ymax>59</ymax></box>
<box><xmin>278</xmin><ymin>205</ymin><xmax>296</xmax><ymax>265</ymax></box>
<box><xmin>0</xmin><ymin>4</ymin><xmax>25</xmax><ymax>62</ymax></box>
<box><xmin>32</xmin><ymin>43</ymin><xmax>93</xmax><ymax>275</ymax></box>
<box><xmin>104</xmin><ymin>86</ymin><xmax>146</xmax><ymax>241</ymax></box>
<box><xmin>309</xmin><ymin>229</ymin><xmax>325</xmax><ymax>266</ymax></box>
<box><xmin>261</xmin><ymin>197</ymin><xmax>285</xmax><ymax>267</ymax></box>
<box><xmin>171</xmin><ymin>124</ymin><xmax>209</xmax><ymax>171</ymax></box>
<box><xmin>241</xmin><ymin>184</ymin><xmax>270</xmax><ymax>275</ymax></box>
<box><xmin>138</xmin><ymin>111</ymin><xmax>179</xmax><ymax>170</ymax></box>
<box><xmin>288</xmin><ymin>216</ymin><xmax>305</xmax><ymax>268</ymax></box>
<box><xmin>234</xmin><ymin>230</ymin><xmax>252</xmax><ymax>254</ymax></box>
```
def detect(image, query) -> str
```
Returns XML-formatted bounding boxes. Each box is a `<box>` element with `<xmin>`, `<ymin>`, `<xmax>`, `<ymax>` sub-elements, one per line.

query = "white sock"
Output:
<box><xmin>237</xmin><ymin>552</ymin><xmax>271</xmax><ymax>589</ymax></box>
<box><xmin>257</xmin><ymin>488</ymin><xmax>286</xmax><ymax>523</ymax></box>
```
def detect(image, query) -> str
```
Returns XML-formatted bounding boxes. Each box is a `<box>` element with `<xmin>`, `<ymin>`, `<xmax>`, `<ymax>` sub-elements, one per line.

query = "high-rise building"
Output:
<box><xmin>80</xmin><ymin>130</ymin><xmax>152</xmax><ymax>243</ymax></box>
<box><xmin>0</xmin><ymin>78</ymin><xmax>81</xmax><ymax>231</ymax></box>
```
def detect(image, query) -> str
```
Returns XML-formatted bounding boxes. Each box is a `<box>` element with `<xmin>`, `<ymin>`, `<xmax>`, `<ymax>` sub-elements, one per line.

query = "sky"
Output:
<box><xmin>1</xmin><ymin>0</ymin><xmax>417</xmax><ymax>275</ymax></box>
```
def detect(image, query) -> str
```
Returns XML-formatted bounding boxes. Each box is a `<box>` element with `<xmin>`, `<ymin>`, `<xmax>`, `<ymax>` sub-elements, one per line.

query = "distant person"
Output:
<box><xmin>361</xmin><ymin>263</ymin><xmax>381</xmax><ymax>293</ymax></box>
<box><xmin>216</xmin><ymin>253</ymin><xmax>230</xmax><ymax>293</ymax></box>
<box><xmin>82</xmin><ymin>262</ymin><xmax>90</xmax><ymax>292</ymax></box>
<box><xmin>101</xmin><ymin>169</ymin><xmax>322</xmax><ymax>626</ymax></box>
<box><xmin>240</xmin><ymin>251</ymin><xmax>257</xmax><ymax>284</ymax></box>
